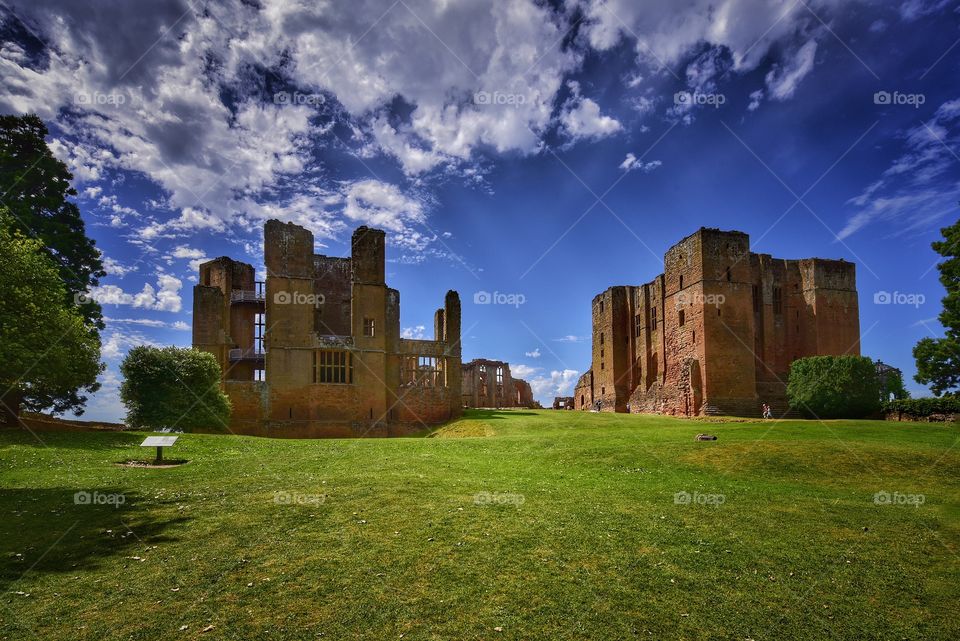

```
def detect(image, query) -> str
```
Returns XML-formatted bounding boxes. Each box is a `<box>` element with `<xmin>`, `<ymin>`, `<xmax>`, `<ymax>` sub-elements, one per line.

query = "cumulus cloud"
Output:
<box><xmin>401</xmin><ymin>325</ymin><xmax>427</xmax><ymax>339</ymax></box>
<box><xmin>560</xmin><ymin>82</ymin><xmax>622</xmax><ymax>142</ymax></box>
<box><xmin>619</xmin><ymin>153</ymin><xmax>662</xmax><ymax>173</ymax></box>
<box><xmin>0</xmin><ymin>0</ymin><xmax>898</xmax><ymax>255</ymax></box>
<box><xmin>90</xmin><ymin>274</ymin><xmax>183</xmax><ymax>312</ymax></box>
<box><xmin>525</xmin><ymin>348</ymin><xmax>541</xmax><ymax>358</ymax></box>
<box><xmin>530</xmin><ymin>369</ymin><xmax>579</xmax><ymax>399</ymax></box>
<box><xmin>511</xmin><ymin>364</ymin><xmax>541</xmax><ymax>379</ymax></box>
<box><xmin>553</xmin><ymin>335</ymin><xmax>585</xmax><ymax>343</ymax></box>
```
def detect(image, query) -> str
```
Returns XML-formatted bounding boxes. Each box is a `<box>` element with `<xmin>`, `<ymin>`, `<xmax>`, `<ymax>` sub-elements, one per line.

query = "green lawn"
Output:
<box><xmin>1</xmin><ymin>410</ymin><xmax>958</xmax><ymax>640</ymax></box>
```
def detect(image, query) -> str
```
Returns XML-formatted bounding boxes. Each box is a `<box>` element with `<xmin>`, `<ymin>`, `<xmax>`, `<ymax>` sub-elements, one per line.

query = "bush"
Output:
<box><xmin>787</xmin><ymin>355</ymin><xmax>880</xmax><ymax>419</ymax></box>
<box><xmin>882</xmin><ymin>397</ymin><xmax>960</xmax><ymax>417</ymax></box>
<box><xmin>120</xmin><ymin>346</ymin><xmax>231</xmax><ymax>431</ymax></box>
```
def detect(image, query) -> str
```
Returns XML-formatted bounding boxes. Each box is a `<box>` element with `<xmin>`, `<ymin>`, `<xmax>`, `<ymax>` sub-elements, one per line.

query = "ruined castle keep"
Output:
<box><xmin>192</xmin><ymin>220</ymin><xmax>462</xmax><ymax>436</ymax></box>
<box><xmin>461</xmin><ymin>359</ymin><xmax>535</xmax><ymax>408</ymax></box>
<box><xmin>574</xmin><ymin>228</ymin><xmax>860</xmax><ymax>417</ymax></box>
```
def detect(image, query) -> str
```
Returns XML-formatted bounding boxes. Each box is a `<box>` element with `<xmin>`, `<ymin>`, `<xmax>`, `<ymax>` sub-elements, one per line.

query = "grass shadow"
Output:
<box><xmin>0</xmin><ymin>487</ymin><xmax>190</xmax><ymax>592</ymax></box>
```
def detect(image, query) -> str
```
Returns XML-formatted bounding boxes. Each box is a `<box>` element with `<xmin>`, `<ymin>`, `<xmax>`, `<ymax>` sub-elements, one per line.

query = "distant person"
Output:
<box><xmin>762</xmin><ymin>403</ymin><xmax>773</xmax><ymax>419</ymax></box>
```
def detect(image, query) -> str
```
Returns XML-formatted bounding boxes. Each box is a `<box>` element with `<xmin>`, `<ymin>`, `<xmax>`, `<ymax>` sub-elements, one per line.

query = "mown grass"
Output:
<box><xmin>1</xmin><ymin>410</ymin><xmax>958</xmax><ymax>640</ymax></box>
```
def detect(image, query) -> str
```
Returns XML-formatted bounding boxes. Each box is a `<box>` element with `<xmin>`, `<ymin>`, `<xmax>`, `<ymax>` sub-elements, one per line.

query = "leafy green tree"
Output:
<box><xmin>879</xmin><ymin>368</ymin><xmax>910</xmax><ymax>402</ymax></box>
<box><xmin>0</xmin><ymin>114</ymin><xmax>105</xmax><ymax>329</ymax></box>
<box><xmin>914</xmin><ymin>218</ymin><xmax>960</xmax><ymax>396</ymax></box>
<box><xmin>120</xmin><ymin>347</ymin><xmax>231</xmax><ymax>431</ymax></box>
<box><xmin>0</xmin><ymin>208</ymin><xmax>103</xmax><ymax>424</ymax></box>
<box><xmin>786</xmin><ymin>355</ymin><xmax>880</xmax><ymax>419</ymax></box>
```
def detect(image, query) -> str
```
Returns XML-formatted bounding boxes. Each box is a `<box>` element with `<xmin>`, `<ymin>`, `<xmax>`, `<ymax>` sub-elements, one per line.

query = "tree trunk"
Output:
<box><xmin>0</xmin><ymin>387</ymin><xmax>23</xmax><ymax>428</ymax></box>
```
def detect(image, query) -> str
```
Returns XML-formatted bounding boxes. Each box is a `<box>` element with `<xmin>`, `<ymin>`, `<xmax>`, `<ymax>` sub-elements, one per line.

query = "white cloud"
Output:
<box><xmin>619</xmin><ymin>153</ymin><xmax>662</xmax><ymax>173</ymax></box>
<box><xmin>89</xmin><ymin>274</ymin><xmax>183</xmax><ymax>312</ymax></box>
<box><xmin>764</xmin><ymin>39</ymin><xmax>818</xmax><ymax>101</ymax></box>
<box><xmin>524</xmin><ymin>348</ymin><xmax>541</xmax><ymax>358</ymax></box>
<box><xmin>106</xmin><ymin>317</ymin><xmax>191</xmax><ymax>331</ymax></box>
<box><xmin>401</xmin><ymin>325</ymin><xmax>427</xmax><ymax>339</ymax></box>
<box><xmin>101</xmin><ymin>255</ymin><xmax>136</xmax><ymax>278</ymax></box>
<box><xmin>560</xmin><ymin>82</ymin><xmax>622</xmax><ymax>142</ymax></box>
<box><xmin>553</xmin><ymin>335</ymin><xmax>585</xmax><ymax>343</ymax></box>
<box><xmin>511</xmin><ymin>364</ymin><xmax>541</xmax><ymax>379</ymax></box>
<box><xmin>530</xmin><ymin>369</ymin><xmax>579</xmax><ymax>399</ymax></box>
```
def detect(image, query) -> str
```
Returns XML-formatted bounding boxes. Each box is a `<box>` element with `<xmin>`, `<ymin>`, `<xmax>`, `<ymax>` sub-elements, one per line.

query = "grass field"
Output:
<box><xmin>1</xmin><ymin>410</ymin><xmax>958</xmax><ymax>640</ymax></box>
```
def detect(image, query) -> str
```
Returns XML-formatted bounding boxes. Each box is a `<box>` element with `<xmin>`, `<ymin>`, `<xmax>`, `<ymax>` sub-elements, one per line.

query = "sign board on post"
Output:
<box><xmin>140</xmin><ymin>436</ymin><xmax>178</xmax><ymax>463</ymax></box>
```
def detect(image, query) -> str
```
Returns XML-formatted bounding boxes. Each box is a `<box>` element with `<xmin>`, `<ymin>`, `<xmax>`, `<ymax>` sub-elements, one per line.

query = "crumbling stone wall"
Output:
<box><xmin>579</xmin><ymin>227</ymin><xmax>860</xmax><ymax>417</ymax></box>
<box><xmin>461</xmin><ymin>359</ymin><xmax>533</xmax><ymax>408</ymax></box>
<box><xmin>193</xmin><ymin>220</ymin><xmax>462</xmax><ymax>437</ymax></box>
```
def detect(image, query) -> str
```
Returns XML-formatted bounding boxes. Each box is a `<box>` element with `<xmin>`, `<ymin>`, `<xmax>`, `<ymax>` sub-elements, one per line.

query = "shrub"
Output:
<box><xmin>882</xmin><ymin>397</ymin><xmax>960</xmax><ymax>417</ymax></box>
<box><xmin>120</xmin><ymin>346</ymin><xmax>230</xmax><ymax>431</ymax></box>
<box><xmin>787</xmin><ymin>355</ymin><xmax>880</xmax><ymax>419</ymax></box>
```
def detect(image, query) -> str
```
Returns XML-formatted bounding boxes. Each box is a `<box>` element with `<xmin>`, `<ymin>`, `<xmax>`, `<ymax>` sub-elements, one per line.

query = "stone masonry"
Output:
<box><xmin>461</xmin><ymin>359</ymin><xmax>535</xmax><ymax>408</ymax></box>
<box><xmin>575</xmin><ymin>228</ymin><xmax>860</xmax><ymax>417</ymax></box>
<box><xmin>193</xmin><ymin>220</ymin><xmax>462</xmax><ymax>437</ymax></box>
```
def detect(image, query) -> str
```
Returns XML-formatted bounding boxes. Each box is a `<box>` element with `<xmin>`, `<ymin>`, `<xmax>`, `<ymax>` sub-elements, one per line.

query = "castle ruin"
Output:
<box><xmin>574</xmin><ymin>228</ymin><xmax>860</xmax><ymax>417</ymax></box>
<box><xmin>461</xmin><ymin>359</ymin><xmax>535</xmax><ymax>408</ymax></box>
<box><xmin>192</xmin><ymin>220</ymin><xmax>462</xmax><ymax>436</ymax></box>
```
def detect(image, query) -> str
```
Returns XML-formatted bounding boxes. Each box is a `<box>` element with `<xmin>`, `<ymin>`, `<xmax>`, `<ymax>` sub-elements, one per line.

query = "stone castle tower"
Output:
<box><xmin>574</xmin><ymin>228</ymin><xmax>860</xmax><ymax>417</ymax></box>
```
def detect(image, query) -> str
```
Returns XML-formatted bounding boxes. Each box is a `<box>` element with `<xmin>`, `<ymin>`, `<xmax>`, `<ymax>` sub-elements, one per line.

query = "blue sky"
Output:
<box><xmin>1</xmin><ymin>0</ymin><xmax>958</xmax><ymax>420</ymax></box>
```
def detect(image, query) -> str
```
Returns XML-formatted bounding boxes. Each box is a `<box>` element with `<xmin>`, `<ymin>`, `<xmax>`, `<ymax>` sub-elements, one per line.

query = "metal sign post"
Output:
<box><xmin>140</xmin><ymin>436</ymin><xmax>179</xmax><ymax>463</ymax></box>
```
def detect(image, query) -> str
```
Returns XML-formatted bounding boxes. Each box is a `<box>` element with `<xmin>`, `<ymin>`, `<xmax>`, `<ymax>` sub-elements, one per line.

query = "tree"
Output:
<box><xmin>786</xmin><ymin>355</ymin><xmax>880</xmax><ymax>419</ymax></box>
<box><xmin>914</xmin><ymin>217</ymin><xmax>960</xmax><ymax>396</ymax></box>
<box><xmin>879</xmin><ymin>368</ymin><xmax>910</xmax><ymax>402</ymax></box>
<box><xmin>0</xmin><ymin>114</ymin><xmax>105</xmax><ymax>329</ymax></box>
<box><xmin>120</xmin><ymin>347</ymin><xmax>231</xmax><ymax>432</ymax></box>
<box><xmin>0</xmin><ymin>208</ymin><xmax>103</xmax><ymax>425</ymax></box>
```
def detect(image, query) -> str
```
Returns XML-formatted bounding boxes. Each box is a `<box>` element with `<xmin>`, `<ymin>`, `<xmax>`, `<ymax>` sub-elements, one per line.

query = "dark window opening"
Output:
<box><xmin>753</xmin><ymin>285</ymin><xmax>760</xmax><ymax>312</ymax></box>
<box><xmin>316</xmin><ymin>350</ymin><xmax>353</xmax><ymax>384</ymax></box>
<box><xmin>726</xmin><ymin>266</ymin><xmax>732</xmax><ymax>282</ymax></box>
<box><xmin>679</xmin><ymin>275</ymin><xmax>684</xmax><ymax>289</ymax></box>
<box><xmin>651</xmin><ymin>307</ymin><xmax>658</xmax><ymax>331</ymax></box>
<box><xmin>363</xmin><ymin>317</ymin><xmax>375</xmax><ymax>337</ymax></box>
<box><xmin>773</xmin><ymin>287</ymin><xmax>783</xmax><ymax>314</ymax></box>
<box><xmin>679</xmin><ymin>309</ymin><xmax>685</xmax><ymax>326</ymax></box>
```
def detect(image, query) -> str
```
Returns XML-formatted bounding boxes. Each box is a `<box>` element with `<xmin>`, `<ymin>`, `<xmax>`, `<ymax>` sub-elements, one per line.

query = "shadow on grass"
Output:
<box><xmin>463</xmin><ymin>410</ymin><xmax>539</xmax><ymax>420</ymax></box>
<box><xmin>0</xmin><ymin>428</ymin><xmax>146</xmax><ymax>450</ymax></box>
<box><xmin>0</xmin><ymin>487</ymin><xmax>190</xmax><ymax>591</ymax></box>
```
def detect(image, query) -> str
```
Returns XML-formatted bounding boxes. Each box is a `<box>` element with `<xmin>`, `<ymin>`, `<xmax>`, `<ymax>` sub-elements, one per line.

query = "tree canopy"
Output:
<box><xmin>786</xmin><ymin>355</ymin><xmax>880</xmax><ymax>419</ymax></box>
<box><xmin>120</xmin><ymin>346</ymin><xmax>231</xmax><ymax>432</ymax></box>
<box><xmin>0</xmin><ymin>114</ymin><xmax>105</xmax><ymax>329</ymax></box>
<box><xmin>914</xmin><ymin>217</ymin><xmax>960</xmax><ymax>396</ymax></box>
<box><xmin>0</xmin><ymin>208</ymin><xmax>103</xmax><ymax>422</ymax></box>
